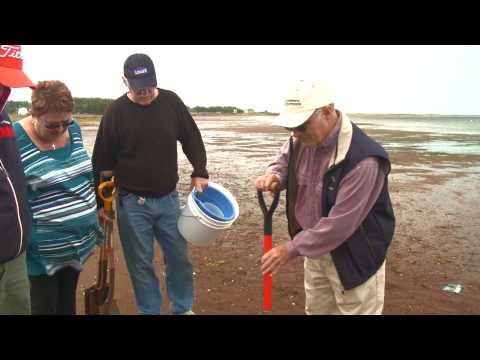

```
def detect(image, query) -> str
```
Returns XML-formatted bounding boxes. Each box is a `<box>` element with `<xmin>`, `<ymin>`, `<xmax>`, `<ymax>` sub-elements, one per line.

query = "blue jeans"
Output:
<box><xmin>116</xmin><ymin>189</ymin><xmax>193</xmax><ymax>315</ymax></box>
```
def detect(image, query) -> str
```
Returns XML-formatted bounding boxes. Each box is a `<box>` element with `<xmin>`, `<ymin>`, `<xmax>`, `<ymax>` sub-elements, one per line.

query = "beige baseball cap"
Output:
<box><xmin>273</xmin><ymin>81</ymin><xmax>334</xmax><ymax>128</ymax></box>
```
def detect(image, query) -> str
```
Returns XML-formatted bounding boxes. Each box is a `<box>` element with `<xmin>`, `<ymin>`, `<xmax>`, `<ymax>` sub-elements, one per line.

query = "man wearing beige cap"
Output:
<box><xmin>0</xmin><ymin>45</ymin><xmax>35</xmax><ymax>314</ymax></box>
<box><xmin>255</xmin><ymin>81</ymin><xmax>395</xmax><ymax>315</ymax></box>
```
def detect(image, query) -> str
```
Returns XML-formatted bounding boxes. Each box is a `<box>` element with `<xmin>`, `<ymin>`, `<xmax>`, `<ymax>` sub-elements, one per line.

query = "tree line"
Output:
<box><xmin>5</xmin><ymin>99</ymin><xmax>246</xmax><ymax>115</ymax></box>
<box><xmin>189</xmin><ymin>106</ymin><xmax>244</xmax><ymax>114</ymax></box>
<box><xmin>5</xmin><ymin>98</ymin><xmax>115</xmax><ymax>115</ymax></box>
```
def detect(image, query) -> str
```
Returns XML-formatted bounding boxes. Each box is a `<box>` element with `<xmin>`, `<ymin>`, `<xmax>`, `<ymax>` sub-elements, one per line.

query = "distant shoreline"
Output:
<box><xmin>8</xmin><ymin>112</ymin><xmax>480</xmax><ymax>121</ymax></box>
<box><xmin>191</xmin><ymin>112</ymin><xmax>279</xmax><ymax>116</ymax></box>
<box><xmin>348</xmin><ymin>112</ymin><xmax>480</xmax><ymax>118</ymax></box>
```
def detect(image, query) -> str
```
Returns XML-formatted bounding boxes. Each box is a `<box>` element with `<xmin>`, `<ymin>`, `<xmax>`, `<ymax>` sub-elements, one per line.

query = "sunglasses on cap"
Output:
<box><xmin>39</xmin><ymin>116</ymin><xmax>74</xmax><ymax>130</ymax></box>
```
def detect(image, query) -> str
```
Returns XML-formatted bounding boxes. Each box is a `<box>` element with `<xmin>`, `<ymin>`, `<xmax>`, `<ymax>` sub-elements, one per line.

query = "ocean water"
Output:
<box><xmin>349</xmin><ymin>114</ymin><xmax>480</xmax><ymax>156</ymax></box>
<box><xmin>350</xmin><ymin>113</ymin><xmax>480</xmax><ymax>135</ymax></box>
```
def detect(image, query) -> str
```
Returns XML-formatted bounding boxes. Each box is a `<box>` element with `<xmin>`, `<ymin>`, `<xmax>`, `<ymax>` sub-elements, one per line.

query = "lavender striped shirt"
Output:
<box><xmin>267</xmin><ymin>114</ymin><xmax>386</xmax><ymax>258</ymax></box>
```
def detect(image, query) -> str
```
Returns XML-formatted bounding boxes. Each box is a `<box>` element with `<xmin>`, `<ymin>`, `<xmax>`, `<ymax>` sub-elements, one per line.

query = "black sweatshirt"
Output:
<box><xmin>92</xmin><ymin>89</ymin><xmax>208</xmax><ymax>207</ymax></box>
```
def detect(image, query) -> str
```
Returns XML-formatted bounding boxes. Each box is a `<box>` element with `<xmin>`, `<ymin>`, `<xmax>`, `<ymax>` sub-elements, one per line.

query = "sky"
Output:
<box><xmin>8</xmin><ymin>45</ymin><xmax>480</xmax><ymax>115</ymax></box>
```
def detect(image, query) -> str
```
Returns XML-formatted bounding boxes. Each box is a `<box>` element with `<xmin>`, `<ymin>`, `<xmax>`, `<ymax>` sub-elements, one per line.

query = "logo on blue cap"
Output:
<box><xmin>133</xmin><ymin>67</ymin><xmax>148</xmax><ymax>76</ymax></box>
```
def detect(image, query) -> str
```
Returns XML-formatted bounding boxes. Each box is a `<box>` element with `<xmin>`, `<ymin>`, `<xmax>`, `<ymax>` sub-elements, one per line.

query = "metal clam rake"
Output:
<box><xmin>84</xmin><ymin>179</ymin><xmax>120</xmax><ymax>315</ymax></box>
<box><xmin>257</xmin><ymin>190</ymin><xmax>280</xmax><ymax>313</ymax></box>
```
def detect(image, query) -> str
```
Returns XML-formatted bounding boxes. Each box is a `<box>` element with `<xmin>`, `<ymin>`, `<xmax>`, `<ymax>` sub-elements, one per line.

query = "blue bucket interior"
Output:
<box><xmin>192</xmin><ymin>186</ymin><xmax>235</xmax><ymax>221</ymax></box>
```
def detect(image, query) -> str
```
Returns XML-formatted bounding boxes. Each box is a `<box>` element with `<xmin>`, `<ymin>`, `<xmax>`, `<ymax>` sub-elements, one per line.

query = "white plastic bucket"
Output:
<box><xmin>178</xmin><ymin>182</ymin><xmax>239</xmax><ymax>246</ymax></box>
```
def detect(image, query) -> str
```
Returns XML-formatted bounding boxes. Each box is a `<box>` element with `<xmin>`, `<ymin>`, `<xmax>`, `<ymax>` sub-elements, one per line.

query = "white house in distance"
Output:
<box><xmin>17</xmin><ymin>107</ymin><xmax>28</xmax><ymax>116</ymax></box>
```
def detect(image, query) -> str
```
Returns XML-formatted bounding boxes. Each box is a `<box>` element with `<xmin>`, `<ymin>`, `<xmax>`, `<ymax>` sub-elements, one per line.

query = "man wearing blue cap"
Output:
<box><xmin>92</xmin><ymin>53</ymin><xmax>209</xmax><ymax>315</ymax></box>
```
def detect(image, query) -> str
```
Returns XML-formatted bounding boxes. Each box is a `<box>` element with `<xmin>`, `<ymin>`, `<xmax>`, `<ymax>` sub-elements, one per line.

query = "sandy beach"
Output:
<box><xmin>75</xmin><ymin>114</ymin><xmax>480</xmax><ymax>315</ymax></box>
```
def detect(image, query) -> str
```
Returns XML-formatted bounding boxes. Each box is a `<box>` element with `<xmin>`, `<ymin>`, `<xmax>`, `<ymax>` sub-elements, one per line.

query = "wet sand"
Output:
<box><xmin>76</xmin><ymin>115</ymin><xmax>480</xmax><ymax>315</ymax></box>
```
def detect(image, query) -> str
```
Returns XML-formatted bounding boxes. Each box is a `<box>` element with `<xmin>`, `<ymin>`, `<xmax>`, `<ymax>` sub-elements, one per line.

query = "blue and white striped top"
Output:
<box><xmin>13</xmin><ymin>120</ymin><xmax>102</xmax><ymax>276</ymax></box>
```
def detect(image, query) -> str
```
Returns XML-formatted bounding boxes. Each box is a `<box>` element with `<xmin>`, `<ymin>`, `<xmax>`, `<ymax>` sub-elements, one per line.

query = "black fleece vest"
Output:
<box><xmin>287</xmin><ymin>123</ymin><xmax>395</xmax><ymax>290</ymax></box>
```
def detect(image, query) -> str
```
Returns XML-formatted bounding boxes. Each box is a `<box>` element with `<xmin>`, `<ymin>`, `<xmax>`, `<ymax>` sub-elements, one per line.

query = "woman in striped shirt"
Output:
<box><xmin>13</xmin><ymin>80</ymin><xmax>102</xmax><ymax>315</ymax></box>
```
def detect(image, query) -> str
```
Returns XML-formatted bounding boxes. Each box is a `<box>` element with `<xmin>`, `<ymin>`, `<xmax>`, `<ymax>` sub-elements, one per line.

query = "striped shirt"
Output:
<box><xmin>13</xmin><ymin>120</ymin><xmax>101</xmax><ymax>276</ymax></box>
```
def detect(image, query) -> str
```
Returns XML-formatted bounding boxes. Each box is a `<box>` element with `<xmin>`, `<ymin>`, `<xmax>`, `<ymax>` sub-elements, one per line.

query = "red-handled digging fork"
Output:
<box><xmin>257</xmin><ymin>190</ymin><xmax>280</xmax><ymax>312</ymax></box>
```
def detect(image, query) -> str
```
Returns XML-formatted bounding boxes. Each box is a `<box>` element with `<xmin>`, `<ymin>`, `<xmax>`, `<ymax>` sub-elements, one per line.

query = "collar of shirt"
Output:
<box><xmin>317</xmin><ymin>110</ymin><xmax>342</xmax><ymax>151</ymax></box>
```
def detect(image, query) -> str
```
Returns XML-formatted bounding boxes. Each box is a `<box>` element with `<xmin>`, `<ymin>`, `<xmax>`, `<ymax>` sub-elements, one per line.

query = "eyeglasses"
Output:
<box><xmin>284</xmin><ymin>120</ymin><xmax>309</xmax><ymax>133</ymax></box>
<box><xmin>130</xmin><ymin>87</ymin><xmax>155</xmax><ymax>96</ymax></box>
<box><xmin>38</xmin><ymin>116</ymin><xmax>74</xmax><ymax>130</ymax></box>
<box><xmin>284</xmin><ymin>107</ymin><xmax>324</xmax><ymax>133</ymax></box>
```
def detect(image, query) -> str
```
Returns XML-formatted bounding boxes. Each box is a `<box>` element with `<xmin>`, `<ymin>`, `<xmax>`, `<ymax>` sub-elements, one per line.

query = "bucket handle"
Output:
<box><xmin>182</xmin><ymin>213</ymin><xmax>200</xmax><ymax>219</ymax></box>
<box><xmin>180</xmin><ymin>205</ymin><xmax>200</xmax><ymax>219</ymax></box>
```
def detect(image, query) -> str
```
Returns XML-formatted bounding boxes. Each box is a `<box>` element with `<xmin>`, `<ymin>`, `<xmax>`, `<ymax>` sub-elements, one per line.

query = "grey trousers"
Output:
<box><xmin>0</xmin><ymin>252</ymin><xmax>31</xmax><ymax>315</ymax></box>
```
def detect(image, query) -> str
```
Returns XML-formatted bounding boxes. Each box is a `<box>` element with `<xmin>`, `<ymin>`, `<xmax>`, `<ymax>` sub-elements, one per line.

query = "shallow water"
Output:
<box><xmin>351</xmin><ymin>113</ymin><xmax>480</xmax><ymax>135</ymax></box>
<box><xmin>351</xmin><ymin>114</ymin><xmax>480</xmax><ymax>156</ymax></box>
